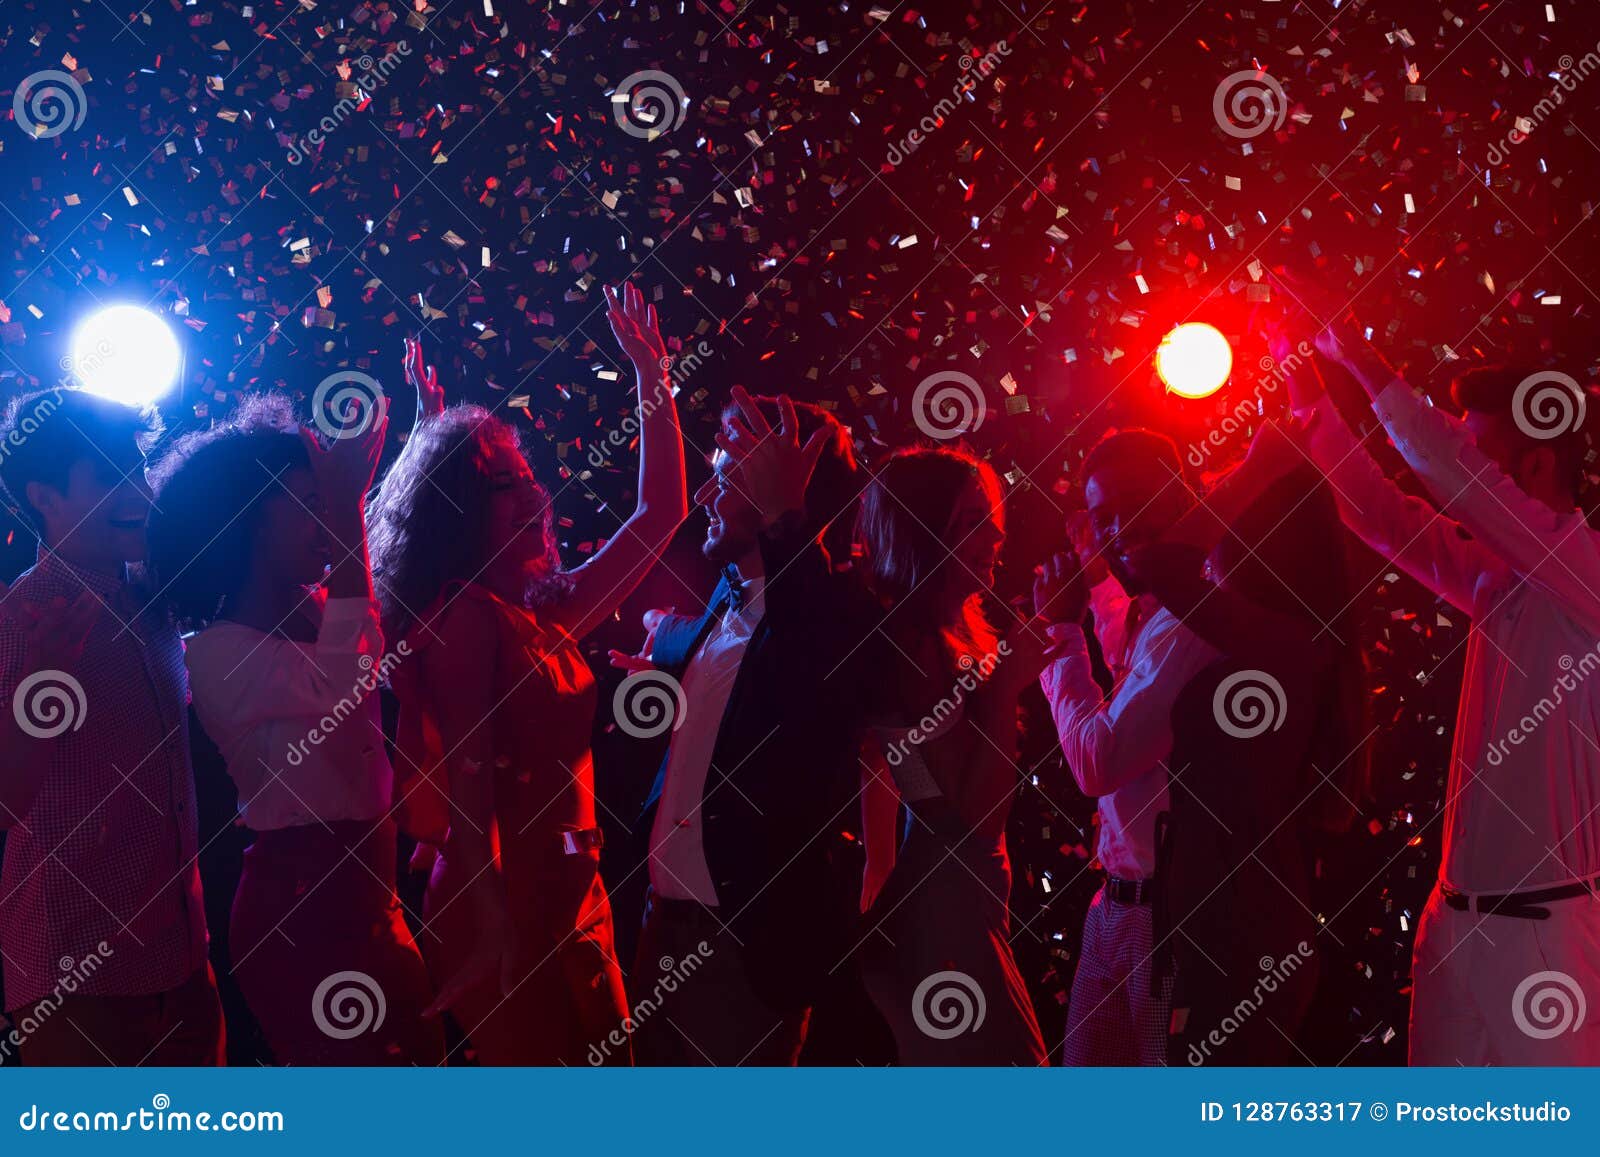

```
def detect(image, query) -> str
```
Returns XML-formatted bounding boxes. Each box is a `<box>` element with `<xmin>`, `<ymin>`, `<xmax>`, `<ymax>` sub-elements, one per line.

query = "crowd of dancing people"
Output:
<box><xmin>0</xmin><ymin>276</ymin><xmax>1596</xmax><ymax>1067</ymax></box>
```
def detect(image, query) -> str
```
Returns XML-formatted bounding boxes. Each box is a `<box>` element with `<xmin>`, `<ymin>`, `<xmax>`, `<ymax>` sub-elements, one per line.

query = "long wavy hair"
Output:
<box><xmin>855</xmin><ymin>445</ymin><xmax>1003</xmax><ymax>675</ymax></box>
<box><xmin>366</xmin><ymin>404</ymin><xmax>566</xmax><ymax>640</ymax></box>
<box><xmin>145</xmin><ymin>394</ymin><xmax>308</xmax><ymax>630</ymax></box>
<box><xmin>1213</xmin><ymin>463</ymin><xmax>1372</xmax><ymax>831</ymax></box>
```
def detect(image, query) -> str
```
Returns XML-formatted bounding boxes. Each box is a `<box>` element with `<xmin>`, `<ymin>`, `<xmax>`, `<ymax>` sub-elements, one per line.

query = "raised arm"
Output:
<box><xmin>1124</xmin><ymin>540</ymin><xmax>1325</xmax><ymax>675</ymax></box>
<box><xmin>1265</xmin><ymin>320</ymin><xmax>1500</xmax><ymax>615</ymax></box>
<box><xmin>1330</xmin><ymin>341</ymin><xmax>1600</xmax><ymax>632</ymax></box>
<box><xmin>545</xmin><ymin>283</ymin><xmax>689</xmax><ymax>640</ymax></box>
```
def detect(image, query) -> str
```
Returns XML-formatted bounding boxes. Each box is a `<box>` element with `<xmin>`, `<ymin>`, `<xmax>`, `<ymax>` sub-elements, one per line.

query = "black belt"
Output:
<box><xmin>1442</xmin><ymin>876</ymin><xmax>1600</xmax><ymax>920</ymax></box>
<box><xmin>1105</xmin><ymin>876</ymin><xmax>1156</xmax><ymax>905</ymax></box>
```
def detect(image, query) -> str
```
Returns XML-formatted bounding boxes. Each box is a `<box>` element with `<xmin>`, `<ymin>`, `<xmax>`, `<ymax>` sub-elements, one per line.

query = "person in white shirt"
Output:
<box><xmin>615</xmin><ymin>388</ymin><xmax>875</xmax><ymax>1066</ymax></box>
<box><xmin>1035</xmin><ymin>430</ymin><xmax>1220</xmax><ymax>1064</ymax></box>
<box><xmin>147</xmin><ymin>392</ymin><xmax>442</xmax><ymax>1065</ymax></box>
<box><xmin>1274</xmin><ymin>286</ymin><xmax>1600</xmax><ymax>1064</ymax></box>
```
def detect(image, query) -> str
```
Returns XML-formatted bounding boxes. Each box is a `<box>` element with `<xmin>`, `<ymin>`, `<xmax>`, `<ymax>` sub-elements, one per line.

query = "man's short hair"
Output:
<box><xmin>719</xmin><ymin>395</ymin><xmax>858</xmax><ymax>556</ymax></box>
<box><xmin>0</xmin><ymin>388</ymin><xmax>159</xmax><ymax>535</ymax></box>
<box><xmin>1451</xmin><ymin>365</ymin><xmax>1589</xmax><ymax>499</ymax></box>
<box><xmin>1080</xmin><ymin>427</ymin><xmax>1187</xmax><ymax>489</ymax></box>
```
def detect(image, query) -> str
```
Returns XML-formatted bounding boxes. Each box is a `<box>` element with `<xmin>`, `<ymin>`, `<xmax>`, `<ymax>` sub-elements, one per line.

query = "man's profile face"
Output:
<box><xmin>1084</xmin><ymin>459</ymin><xmax>1190</xmax><ymax>594</ymax></box>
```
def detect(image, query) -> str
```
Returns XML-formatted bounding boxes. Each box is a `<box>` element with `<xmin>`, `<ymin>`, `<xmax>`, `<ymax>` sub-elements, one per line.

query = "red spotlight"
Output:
<box><xmin>1156</xmin><ymin>322</ymin><xmax>1233</xmax><ymax>399</ymax></box>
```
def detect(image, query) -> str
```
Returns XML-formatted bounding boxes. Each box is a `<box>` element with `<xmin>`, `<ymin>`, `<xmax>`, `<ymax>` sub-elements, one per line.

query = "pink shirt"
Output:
<box><xmin>1041</xmin><ymin>594</ymin><xmax>1218</xmax><ymax>880</ymax></box>
<box><xmin>0</xmin><ymin>550</ymin><xmax>207</xmax><ymax>1010</ymax></box>
<box><xmin>1300</xmin><ymin>381</ymin><xmax>1600</xmax><ymax>892</ymax></box>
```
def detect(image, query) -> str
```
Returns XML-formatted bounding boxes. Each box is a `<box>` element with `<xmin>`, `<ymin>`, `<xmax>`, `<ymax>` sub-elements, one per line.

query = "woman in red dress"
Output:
<box><xmin>367</xmin><ymin>284</ymin><xmax>686</xmax><ymax>1064</ymax></box>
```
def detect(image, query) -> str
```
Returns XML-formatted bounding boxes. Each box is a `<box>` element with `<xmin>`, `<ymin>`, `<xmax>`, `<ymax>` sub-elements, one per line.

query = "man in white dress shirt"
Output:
<box><xmin>1281</xmin><ymin>301</ymin><xmax>1600</xmax><ymax>1064</ymax></box>
<box><xmin>625</xmin><ymin>389</ymin><xmax>875</xmax><ymax>1066</ymax></box>
<box><xmin>1037</xmin><ymin>430</ymin><xmax>1220</xmax><ymax>1064</ymax></box>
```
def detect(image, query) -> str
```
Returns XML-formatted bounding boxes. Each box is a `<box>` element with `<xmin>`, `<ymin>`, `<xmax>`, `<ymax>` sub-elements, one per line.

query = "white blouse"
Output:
<box><xmin>184</xmin><ymin>596</ymin><xmax>395</xmax><ymax>831</ymax></box>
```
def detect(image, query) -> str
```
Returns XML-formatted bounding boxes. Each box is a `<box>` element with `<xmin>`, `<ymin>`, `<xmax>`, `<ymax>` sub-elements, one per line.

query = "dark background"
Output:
<box><xmin>1</xmin><ymin>0</ymin><xmax>1597</xmax><ymax>1064</ymax></box>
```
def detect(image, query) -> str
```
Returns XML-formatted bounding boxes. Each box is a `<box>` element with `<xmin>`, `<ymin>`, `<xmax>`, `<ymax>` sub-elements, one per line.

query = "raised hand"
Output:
<box><xmin>715</xmin><ymin>385</ymin><xmax>831</xmax><ymax>528</ymax></box>
<box><xmin>300</xmin><ymin>411</ymin><xmax>389</xmax><ymax>528</ymax></box>
<box><xmin>605</xmin><ymin>283</ymin><xmax>669</xmax><ymax>378</ymax></box>
<box><xmin>607</xmin><ymin>607</ymin><xmax>670</xmax><ymax>673</ymax></box>
<box><xmin>404</xmin><ymin>336</ymin><xmax>445</xmax><ymax>421</ymax></box>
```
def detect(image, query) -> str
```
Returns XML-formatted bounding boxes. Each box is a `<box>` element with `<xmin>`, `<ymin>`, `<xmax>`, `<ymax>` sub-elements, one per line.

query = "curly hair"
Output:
<box><xmin>366</xmin><ymin>404</ymin><xmax>565</xmax><ymax>640</ymax></box>
<box><xmin>145</xmin><ymin>394</ymin><xmax>307</xmax><ymax>630</ymax></box>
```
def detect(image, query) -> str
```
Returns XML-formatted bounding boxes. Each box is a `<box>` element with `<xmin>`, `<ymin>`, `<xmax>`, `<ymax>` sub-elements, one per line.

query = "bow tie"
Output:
<box><xmin>722</xmin><ymin>565</ymin><xmax>748</xmax><ymax>611</ymax></box>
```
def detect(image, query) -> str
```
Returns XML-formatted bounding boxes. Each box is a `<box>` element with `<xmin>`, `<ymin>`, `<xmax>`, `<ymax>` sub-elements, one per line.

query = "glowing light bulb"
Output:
<box><xmin>1156</xmin><ymin>322</ymin><xmax>1233</xmax><ymax>399</ymax></box>
<box><xmin>69</xmin><ymin>305</ymin><xmax>181</xmax><ymax>407</ymax></box>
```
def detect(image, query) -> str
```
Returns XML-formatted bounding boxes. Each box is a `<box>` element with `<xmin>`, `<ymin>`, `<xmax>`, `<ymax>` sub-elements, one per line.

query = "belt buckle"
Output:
<box><xmin>562</xmin><ymin>828</ymin><xmax>603</xmax><ymax>855</ymax></box>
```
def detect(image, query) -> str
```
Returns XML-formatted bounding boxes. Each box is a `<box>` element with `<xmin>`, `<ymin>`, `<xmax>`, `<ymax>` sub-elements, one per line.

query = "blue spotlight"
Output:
<box><xmin>69</xmin><ymin>305</ymin><xmax>182</xmax><ymax>407</ymax></box>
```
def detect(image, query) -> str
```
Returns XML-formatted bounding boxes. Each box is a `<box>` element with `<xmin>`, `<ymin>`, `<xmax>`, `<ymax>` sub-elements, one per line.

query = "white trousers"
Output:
<box><xmin>1409</xmin><ymin>885</ymin><xmax>1600</xmax><ymax>1065</ymax></box>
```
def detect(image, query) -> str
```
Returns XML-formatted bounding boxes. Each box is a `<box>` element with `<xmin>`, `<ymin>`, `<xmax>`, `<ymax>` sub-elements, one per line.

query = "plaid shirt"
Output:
<box><xmin>0</xmin><ymin>548</ymin><xmax>207</xmax><ymax>1011</ymax></box>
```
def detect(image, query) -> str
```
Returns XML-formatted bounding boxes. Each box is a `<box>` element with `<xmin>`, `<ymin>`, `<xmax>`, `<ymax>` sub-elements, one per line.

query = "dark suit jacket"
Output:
<box><xmin>639</xmin><ymin>525</ymin><xmax>880</xmax><ymax>1013</ymax></box>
